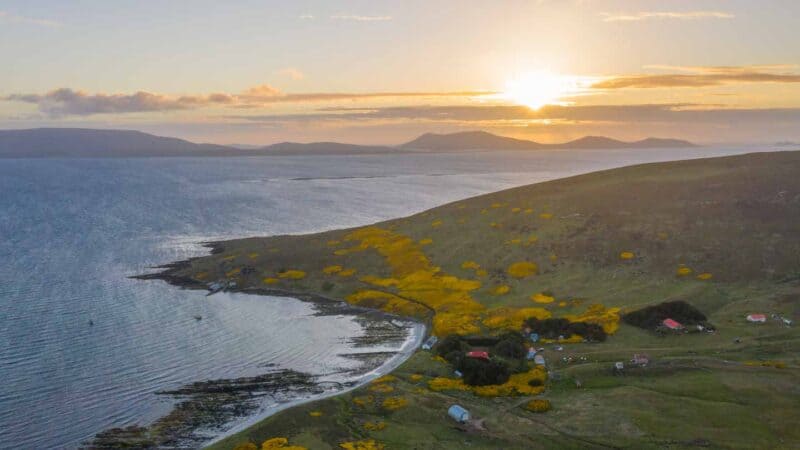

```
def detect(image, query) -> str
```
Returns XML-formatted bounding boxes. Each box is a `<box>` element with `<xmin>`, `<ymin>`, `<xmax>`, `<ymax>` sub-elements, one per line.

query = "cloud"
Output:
<box><xmin>330</xmin><ymin>14</ymin><xmax>392</xmax><ymax>21</ymax></box>
<box><xmin>226</xmin><ymin>103</ymin><xmax>800</xmax><ymax>127</ymax></box>
<box><xmin>600</xmin><ymin>11</ymin><xmax>734</xmax><ymax>22</ymax></box>
<box><xmin>298</xmin><ymin>14</ymin><xmax>314</xmax><ymax>20</ymax></box>
<box><xmin>2</xmin><ymin>88</ymin><xmax>234</xmax><ymax>116</ymax></box>
<box><xmin>593</xmin><ymin>65</ymin><xmax>800</xmax><ymax>89</ymax></box>
<box><xmin>0</xmin><ymin>10</ymin><xmax>60</xmax><ymax>27</ymax></box>
<box><xmin>276</xmin><ymin>67</ymin><xmax>305</xmax><ymax>80</ymax></box>
<box><xmin>2</xmin><ymin>85</ymin><xmax>494</xmax><ymax>116</ymax></box>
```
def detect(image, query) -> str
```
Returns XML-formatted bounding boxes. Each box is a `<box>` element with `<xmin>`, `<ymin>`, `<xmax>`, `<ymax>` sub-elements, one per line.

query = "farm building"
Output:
<box><xmin>632</xmin><ymin>354</ymin><xmax>650</xmax><ymax>366</ymax></box>
<box><xmin>662</xmin><ymin>318</ymin><xmax>683</xmax><ymax>330</ymax></box>
<box><xmin>466</xmin><ymin>351</ymin><xmax>489</xmax><ymax>360</ymax></box>
<box><xmin>746</xmin><ymin>314</ymin><xmax>767</xmax><ymax>323</ymax></box>
<box><xmin>534</xmin><ymin>354</ymin><xmax>546</xmax><ymax>366</ymax></box>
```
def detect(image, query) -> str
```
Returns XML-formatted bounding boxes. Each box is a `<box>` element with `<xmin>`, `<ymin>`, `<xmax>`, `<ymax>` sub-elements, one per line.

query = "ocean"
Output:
<box><xmin>0</xmin><ymin>146</ymin><xmax>770</xmax><ymax>448</ymax></box>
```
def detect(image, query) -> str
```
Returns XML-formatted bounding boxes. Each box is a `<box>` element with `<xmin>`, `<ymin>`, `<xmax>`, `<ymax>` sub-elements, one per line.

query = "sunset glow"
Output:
<box><xmin>502</xmin><ymin>71</ymin><xmax>586</xmax><ymax>109</ymax></box>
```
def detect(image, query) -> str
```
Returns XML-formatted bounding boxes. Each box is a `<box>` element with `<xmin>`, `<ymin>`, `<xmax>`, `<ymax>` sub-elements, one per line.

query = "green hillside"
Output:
<box><xmin>157</xmin><ymin>151</ymin><xmax>799</xmax><ymax>449</ymax></box>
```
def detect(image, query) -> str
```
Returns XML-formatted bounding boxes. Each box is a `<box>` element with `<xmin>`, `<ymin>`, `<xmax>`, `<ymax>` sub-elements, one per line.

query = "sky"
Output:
<box><xmin>1</xmin><ymin>0</ymin><xmax>799</xmax><ymax>145</ymax></box>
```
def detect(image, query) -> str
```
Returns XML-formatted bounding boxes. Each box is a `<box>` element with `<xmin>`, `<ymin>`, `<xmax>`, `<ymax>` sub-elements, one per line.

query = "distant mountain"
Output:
<box><xmin>0</xmin><ymin>128</ymin><xmax>241</xmax><ymax>158</ymax></box>
<box><xmin>401</xmin><ymin>131</ymin><xmax>696</xmax><ymax>151</ymax></box>
<box><xmin>0</xmin><ymin>128</ymin><xmax>696</xmax><ymax>158</ymax></box>
<box><xmin>260</xmin><ymin>142</ymin><xmax>398</xmax><ymax>155</ymax></box>
<box><xmin>0</xmin><ymin>128</ymin><xmax>399</xmax><ymax>158</ymax></box>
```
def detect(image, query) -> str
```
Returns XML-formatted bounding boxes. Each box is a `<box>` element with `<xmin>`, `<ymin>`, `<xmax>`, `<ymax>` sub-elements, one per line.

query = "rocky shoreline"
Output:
<box><xmin>87</xmin><ymin>243</ymin><xmax>424</xmax><ymax>449</ymax></box>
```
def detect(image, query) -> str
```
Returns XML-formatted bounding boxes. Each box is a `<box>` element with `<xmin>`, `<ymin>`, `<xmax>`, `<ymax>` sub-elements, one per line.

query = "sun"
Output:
<box><xmin>503</xmin><ymin>71</ymin><xmax>582</xmax><ymax>110</ymax></box>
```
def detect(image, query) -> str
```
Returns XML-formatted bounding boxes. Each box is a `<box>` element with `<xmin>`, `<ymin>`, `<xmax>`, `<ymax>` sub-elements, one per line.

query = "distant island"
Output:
<box><xmin>0</xmin><ymin>128</ymin><xmax>696</xmax><ymax>158</ymax></box>
<box><xmin>402</xmin><ymin>130</ymin><xmax>696</xmax><ymax>151</ymax></box>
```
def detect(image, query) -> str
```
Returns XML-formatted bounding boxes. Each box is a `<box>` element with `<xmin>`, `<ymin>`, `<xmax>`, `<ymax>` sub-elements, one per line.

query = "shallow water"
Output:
<box><xmin>0</xmin><ymin>146</ymin><xmax>772</xmax><ymax>448</ymax></box>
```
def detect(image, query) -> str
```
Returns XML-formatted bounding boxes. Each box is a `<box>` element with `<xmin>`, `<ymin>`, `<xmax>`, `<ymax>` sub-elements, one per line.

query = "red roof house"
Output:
<box><xmin>746</xmin><ymin>314</ymin><xmax>767</xmax><ymax>323</ymax></box>
<box><xmin>466</xmin><ymin>351</ymin><xmax>490</xmax><ymax>360</ymax></box>
<box><xmin>662</xmin><ymin>318</ymin><xmax>683</xmax><ymax>330</ymax></box>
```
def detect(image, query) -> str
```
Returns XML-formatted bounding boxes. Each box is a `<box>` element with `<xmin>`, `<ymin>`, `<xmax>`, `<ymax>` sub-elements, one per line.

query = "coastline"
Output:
<box><xmin>90</xmin><ymin>247</ymin><xmax>429</xmax><ymax>448</ymax></box>
<box><xmin>205</xmin><ymin>320</ymin><xmax>426</xmax><ymax>447</ymax></box>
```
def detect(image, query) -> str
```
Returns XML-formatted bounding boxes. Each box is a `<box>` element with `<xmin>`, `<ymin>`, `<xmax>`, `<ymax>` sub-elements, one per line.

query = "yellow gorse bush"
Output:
<box><xmin>697</xmin><ymin>272</ymin><xmax>713</xmax><ymax>280</ymax></box>
<box><xmin>381</xmin><ymin>396</ymin><xmax>409</xmax><ymax>410</ymax></box>
<box><xmin>340</xmin><ymin>440</ymin><xmax>384</xmax><ymax>450</ymax></box>
<box><xmin>363</xmin><ymin>420</ymin><xmax>387</xmax><ymax>431</ymax></box>
<box><xmin>429</xmin><ymin>366</ymin><xmax>547</xmax><ymax>397</ymax></box>
<box><xmin>492</xmin><ymin>285</ymin><xmax>511</xmax><ymax>296</ymax></box>
<box><xmin>340</xmin><ymin>226</ymin><xmax>485</xmax><ymax>335</ymax></box>
<box><xmin>346</xmin><ymin>290</ymin><xmax>430</xmax><ymax>318</ymax></box>
<box><xmin>278</xmin><ymin>270</ymin><xmax>307</xmax><ymax>280</ymax></box>
<box><xmin>482</xmin><ymin>307</ymin><xmax>551</xmax><ymax>330</ymax></box>
<box><xmin>507</xmin><ymin>261</ymin><xmax>538</xmax><ymax>278</ymax></box>
<box><xmin>263</xmin><ymin>277</ymin><xmax>280</xmax><ymax>285</ymax></box>
<box><xmin>620</xmin><ymin>251</ymin><xmax>635</xmax><ymax>260</ymax></box>
<box><xmin>261</xmin><ymin>437</ymin><xmax>307</xmax><ymax>450</ymax></box>
<box><xmin>525</xmin><ymin>399</ymin><xmax>551</xmax><ymax>413</ymax></box>
<box><xmin>309</xmin><ymin>411</ymin><xmax>323</xmax><ymax>417</ymax></box>
<box><xmin>323</xmin><ymin>265</ymin><xmax>343</xmax><ymax>274</ymax></box>
<box><xmin>676</xmin><ymin>266</ymin><xmax>693</xmax><ymax>276</ymax></box>
<box><xmin>564</xmin><ymin>304</ymin><xmax>621</xmax><ymax>334</ymax></box>
<box><xmin>531</xmin><ymin>293</ymin><xmax>555</xmax><ymax>304</ymax></box>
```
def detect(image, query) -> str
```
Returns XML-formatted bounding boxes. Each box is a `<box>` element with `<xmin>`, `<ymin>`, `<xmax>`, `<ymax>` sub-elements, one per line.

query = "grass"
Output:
<box><xmin>168</xmin><ymin>151</ymin><xmax>800</xmax><ymax>449</ymax></box>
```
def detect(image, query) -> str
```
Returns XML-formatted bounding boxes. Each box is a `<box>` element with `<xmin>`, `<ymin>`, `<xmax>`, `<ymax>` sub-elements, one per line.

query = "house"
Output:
<box><xmin>632</xmin><ymin>354</ymin><xmax>650</xmax><ymax>366</ymax></box>
<box><xmin>662</xmin><ymin>318</ymin><xmax>683</xmax><ymax>330</ymax></box>
<box><xmin>466</xmin><ymin>351</ymin><xmax>489</xmax><ymax>360</ymax></box>
<box><xmin>529</xmin><ymin>333</ymin><xmax>540</xmax><ymax>343</ymax></box>
<box><xmin>421</xmin><ymin>335</ymin><xmax>439</xmax><ymax>350</ymax></box>
<box><xmin>534</xmin><ymin>354</ymin><xmax>546</xmax><ymax>366</ymax></box>
<box><xmin>526</xmin><ymin>347</ymin><xmax>537</xmax><ymax>360</ymax></box>
<box><xmin>448</xmin><ymin>404</ymin><xmax>470</xmax><ymax>423</ymax></box>
<box><xmin>746</xmin><ymin>314</ymin><xmax>767</xmax><ymax>323</ymax></box>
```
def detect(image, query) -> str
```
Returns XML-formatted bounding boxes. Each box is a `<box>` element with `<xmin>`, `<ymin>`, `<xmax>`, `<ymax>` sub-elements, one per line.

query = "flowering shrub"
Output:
<box><xmin>564</xmin><ymin>304</ymin><xmax>621</xmax><ymax>334</ymax></box>
<box><xmin>309</xmin><ymin>411</ymin><xmax>323</xmax><ymax>417</ymax></box>
<box><xmin>338</xmin><ymin>268</ymin><xmax>357</xmax><ymax>277</ymax></box>
<box><xmin>429</xmin><ymin>367</ymin><xmax>547</xmax><ymax>397</ymax></box>
<box><xmin>341</xmin><ymin>227</ymin><xmax>485</xmax><ymax>335</ymax></box>
<box><xmin>323</xmin><ymin>265</ymin><xmax>343</xmax><ymax>274</ymax></box>
<box><xmin>539</xmin><ymin>213</ymin><xmax>553</xmax><ymax>220</ymax></box>
<box><xmin>511</xmin><ymin>207</ymin><xmax>521</xmax><ymax>213</ymax></box>
<box><xmin>696</xmin><ymin>273</ymin><xmax>713</xmax><ymax>280</ymax></box>
<box><xmin>483</xmin><ymin>307</ymin><xmax>551</xmax><ymax>330</ymax></box>
<box><xmin>461</xmin><ymin>261</ymin><xmax>481</xmax><ymax>270</ymax></box>
<box><xmin>278</xmin><ymin>270</ymin><xmax>306</xmax><ymax>280</ymax></box>
<box><xmin>531</xmin><ymin>293</ymin><xmax>555</xmax><ymax>304</ymax></box>
<box><xmin>226</xmin><ymin>268</ymin><xmax>241</xmax><ymax>277</ymax></box>
<box><xmin>369</xmin><ymin>383</ymin><xmax>394</xmax><ymax>393</ymax></box>
<box><xmin>676</xmin><ymin>266</ymin><xmax>693</xmax><ymax>276</ymax></box>
<box><xmin>431</xmin><ymin>220</ymin><xmax>443</xmax><ymax>228</ymax></box>
<box><xmin>381</xmin><ymin>396</ymin><xmax>409</xmax><ymax>410</ymax></box>
<box><xmin>261</xmin><ymin>437</ymin><xmax>307</xmax><ymax>450</ymax></box>
<box><xmin>327</xmin><ymin>240</ymin><xmax>340</xmax><ymax>246</ymax></box>
<box><xmin>419</xmin><ymin>238</ymin><xmax>433</xmax><ymax>245</ymax></box>
<box><xmin>233</xmin><ymin>443</ymin><xmax>257</xmax><ymax>450</ymax></box>
<box><xmin>352</xmin><ymin>395</ymin><xmax>374</xmax><ymax>407</ymax></box>
<box><xmin>263</xmin><ymin>277</ymin><xmax>280</xmax><ymax>285</ymax></box>
<box><xmin>340</xmin><ymin>440</ymin><xmax>384</xmax><ymax>450</ymax></box>
<box><xmin>492</xmin><ymin>285</ymin><xmax>511</xmax><ymax>295</ymax></box>
<box><xmin>524</xmin><ymin>208</ymin><xmax>533</xmax><ymax>214</ymax></box>
<box><xmin>525</xmin><ymin>399</ymin><xmax>551</xmax><ymax>413</ymax></box>
<box><xmin>409</xmin><ymin>374</ymin><xmax>423</xmax><ymax>381</ymax></box>
<box><xmin>620</xmin><ymin>251</ymin><xmax>635</xmax><ymax>260</ymax></box>
<box><xmin>363</xmin><ymin>421</ymin><xmax>387</xmax><ymax>431</ymax></box>
<box><xmin>507</xmin><ymin>261</ymin><xmax>538</xmax><ymax>278</ymax></box>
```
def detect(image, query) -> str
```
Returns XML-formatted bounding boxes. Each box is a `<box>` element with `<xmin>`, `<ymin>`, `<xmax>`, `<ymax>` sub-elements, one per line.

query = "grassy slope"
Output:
<box><xmin>174</xmin><ymin>151</ymin><xmax>799</xmax><ymax>449</ymax></box>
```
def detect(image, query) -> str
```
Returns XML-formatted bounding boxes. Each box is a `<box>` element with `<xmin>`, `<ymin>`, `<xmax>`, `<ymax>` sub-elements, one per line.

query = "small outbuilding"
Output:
<box><xmin>662</xmin><ymin>318</ymin><xmax>683</xmax><ymax>330</ymax></box>
<box><xmin>746</xmin><ymin>314</ymin><xmax>767</xmax><ymax>323</ymax></box>
<box><xmin>448</xmin><ymin>404</ymin><xmax>470</xmax><ymax>423</ymax></box>
<box><xmin>422</xmin><ymin>335</ymin><xmax>439</xmax><ymax>350</ymax></box>
<box><xmin>534</xmin><ymin>354</ymin><xmax>546</xmax><ymax>366</ymax></box>
<box><xmin>526</xmin><ymin>347</ymin><xmax>537</xmax><ymax>360</ymax></box>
